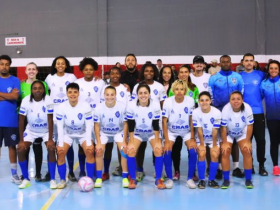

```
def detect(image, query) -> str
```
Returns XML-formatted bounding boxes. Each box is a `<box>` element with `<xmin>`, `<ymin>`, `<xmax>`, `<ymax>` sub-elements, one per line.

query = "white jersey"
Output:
<box><xmin>45</xmin><ymin>73</ymin><xmax>77</xmax><ymax>105</ymax></box>
<box><xmin>221</xmin><ymin>102</ymin><xmax>254</xmax><ymax>137</ymax></box>
<box><xmin>126</xmin><ymin>100</ymin><xmax>161</xmax><ymax>137</ymax></box>
<box><xmin>131</xmin><ymin>81</ymin><xmax>167</xmax><ymax>103</ymax></box>
<box><xmin>190</xmin><ymin>73</ymin><xmax>211</xmax><ymax>93</ymax></box>
<box><xmin>192</xmin><ymin>106</ymin><xmax>221</xmax><ymax>142</ymax></box>
<box><xmin>75</xmin><ymin>78</ymin><xmax>105</xmax><ymax>110</ymax></box>
<box><xmin>94</xmin><ymin>101</ymin><xmax>126</xmax><ymax>136</ymax></box>
<box><xmin>100</xmin><ymin>84</ymin><xmax>131</xmax><ymax>105</ymax></box>
<box><xmin>162</xmin><ymin>96</ymin><xmax>195</xmax><ymax>135</ymax></box>
<box><xmin>56</xmin><ymin>101</ymin><xmax>92</xmax><ymax>146</ymax></box>
<box><xmin>19</xmin><ymin>95</ymin><xmax>54</xmax><ymax>133</ymax></box>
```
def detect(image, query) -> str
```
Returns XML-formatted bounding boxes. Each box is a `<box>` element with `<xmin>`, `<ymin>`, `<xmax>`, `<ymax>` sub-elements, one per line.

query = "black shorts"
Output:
<box><xmin>0</xmin><ymin>127</ymin><xmax>19</xmax><ymax>147</ymax></box>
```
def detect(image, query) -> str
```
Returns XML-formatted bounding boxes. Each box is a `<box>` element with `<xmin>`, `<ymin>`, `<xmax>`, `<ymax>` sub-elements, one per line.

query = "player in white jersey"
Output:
<box><xmin>100</xmin><ymin>67</ymin><xmax>131</xmax><ymax>181</ymax></box>
<box><xmin>162</xmin><ymin>80</ymin><xmax>197</xmax><ymax>189</ymax></box>
<box><xmin>56</xmin><ymin>83</ymin><xmax>95</xmax><ymax>189</ymax></box>
<box><xmin>17</xmin><ymin>81</ymin><xmax>57</xmax><ymax>189</ymax></box>
<box><xmin>192</xmin><ymin>91</ymin><xmax>221</xmax><ymax>189</ymax></box>
<box><xmin>126</xmin><ymin>83</ymin><xmax>165</xmax><ymax>189</ymax></box>
<box><xmin>75</xmin><ymin>57</ymin><xmax>105</xmax><ymax>178</ymax></box>
<box><xmin>220</xmin><ymin>91</ymin><xmax>254</xmax><ymax>189</ymax></box>
<box><xmin>131</xmin><ymin>63</ymin><xmax>166</xmax><ymax>182</ymax></box>
<box><xmin>45</xmin><ymin>56</ymin><xmax>78</xmax><ymax>182</ymax></box>
<box><xmin>94</xmin><ymin>86</ymin><xmax>129</xmax><ymax>188</ymax></box>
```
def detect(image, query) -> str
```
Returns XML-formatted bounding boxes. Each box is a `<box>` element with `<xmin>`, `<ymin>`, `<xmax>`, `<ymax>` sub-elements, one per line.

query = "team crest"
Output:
<box><xmin>189</xmin><ymin>92</ymin><xmax>193</xmax><ymax>97</ymax></box>
<box><xmin>148</xmin><ymin>112</ymin><xmax>153</xmax><ymax>119</ymax></box>
<box><xmin>78</xmin><ymin>113</ymin><xmax>83</xmax><ymax>120</ymax></box>
<box><xmin>153</xmin><ymin>89</ymin><xmax>158</xmax><ymax>95</ymax></box>
<box><xmin>42</xmin><ymin>106</ymin><xmax>46</xmax><ymax>113</ymax></box>
<box><xmin>94</xmin><ymin>86</ymin><xmax>98</xmax><ymax>92</ymax></box>
<box><xmin>184</xmin><ymin>107</ymin><xmax>188</xmax><ymax>114</ymax></box>
<box><xmin>203</xmin><ymin>83</ymin><xmax>208</xmax><ymax>88</ymax></box>
<box><xmin>241</xmin><ymin>116</ymin><xmax>245</xmax><ymax>122</ymax></box>
<box><xmin>65</xmin><ymin>81</ymin><xmax>70</xmax><ymax>86</ymax></box>
<box><xmin>120</xmin><ymin>91</ymin><xmax>125</xmax><ymax>98</ymax></box>
<box><xmin>231</xmin><ymin>78</ymin><xmax>237</xmax><ymax>84</ymax></box>
<box><xmin>115</xmin><ymin>111</ymin><xmax>120</xmax><ymax>118</ymax></box>
<box><xmin>210</xmin><ymin>117</ymin><xmax>215</xmax><ymax>124</ymax></box>
<box><xmin>7</xmin><ymin>87</ymin><xmax>12</xmax><ymax>93</ymax></box>
<box><xmin>252</xmin><ymin>80</ymin><xmax>259</xmax><ymax>85</ymax></box>
<box><xmin>11</xmin><ymin>134</ymin><xmax>16</xmax><ymax>141</ymax></box>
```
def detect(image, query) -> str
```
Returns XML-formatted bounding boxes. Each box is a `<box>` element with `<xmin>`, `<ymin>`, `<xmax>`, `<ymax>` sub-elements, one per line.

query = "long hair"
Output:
<box><xmin>230</xmin><ymin>91</ymin><xmax>245</xmax><ymax>112</ymax></box>
<box><xmin>178</xmin><ymin>64</ymin><xmax>196</xmax><ymax>91</ymax></box>
<box><xmin>139</xmin><ymin>63</ymin><xmax>159</xmax><ymax>82</ymax></box>
<box><xmin>158</xmin><ymin>65</ymin><xmax>175</xmax><ymax>96</ymax></box>
<box><xmin>136</xmin><ymin>82</ymin><xmax>151</xmax><ymax>107</ymax></box>
<box><xmin>30</xmin><ymin>81</ymin><xmax>46</xmax><ymax>102</ymax></box>
<box><xmin>51</xmin><ymin>56</ymin><xmax>71</xmax><ymax>75</ymax></box>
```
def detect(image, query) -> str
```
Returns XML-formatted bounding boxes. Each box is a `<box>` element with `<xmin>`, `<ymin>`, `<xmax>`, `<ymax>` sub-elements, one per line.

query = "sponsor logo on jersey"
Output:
<box><xmin>153</xmin><ymin>89</ymin><xmax>158</xmax><ymax>95</ymax></box>
<box><xmin>189</xmin><ymin>92</ymin><xmax>193</xmax><ymax>97</ymax></box>
<box><xmin>184</xmin><ymin>107</ymin><xmax>188</xmax><ymax>114</ymax></box>
<box><xmin>120</xmin><ymin>91</ymin><xmax>125</xmax><ymax>97</ymax></box>
<box><xmin>203</xmin><ymin>83</ymin><xmax>208</xmax><ymax>88</ymax></box>
<box><xmin>53</xmin><ymin>99</ymin><xmax>67</xmax><ymax>103</ymax></box>
<box><xmin>7</xmin><ymin>87</ymin><xmax>12</xmax><ymax>93</ymax></box>
<box><xmin>71</xmin><ymin>120</ymin><xmax>74</xmax><ymax>125</ymax></box>
<box><xmin>11</xmin><ymin>134</ymin><xmax>16</xmax><ymax>141</ymax></box>
<box><xmin>148</xmin><ymin>112</ymin><xmax>153</xmax><ymax>119</ymax></box>
<box><xmin>204</xmin><ymin>124</ymin><xmax>208</xmax><ymax>128</ymax></box>
<box><xmin>115</xmin><ymin>111</ymin><xmax>120</xmax><ymax>118</ymax></box>
<box><xmin>241</xmin><ymin>116</ymin><xmax>245</xmax><ymax>122</ymax></box>
<box><xmin>231</xmin><ymin>78</ymin><xmax>237</xmax><ymax>84</ymax></box>
<box><xmin>210</xmin><ymin>117</ymin><xmax>215</xmax><ymax>124</ymax></box>
<box><xmin>171</xmin><ymin>125</ymin><xmax>189</xmax><ymax>130</ymax></box>
<box><xmin>78</xmin><ymin>113</ymin><xmax>83</xmax><ymax>120</ymax></box>
<box><xmin>42</xmin><ymin>106</ymin><xmax>46</xmax><ymax>113</ymax></box>
<box><xmin>65</xmin><ymin>81</ymin><xmax>70</xmax><ymax>86</ymax></box>
<box><xmin>94</xmin><ymin>86</ymin><xmax>98</xmax><ymax>92</ymax></box>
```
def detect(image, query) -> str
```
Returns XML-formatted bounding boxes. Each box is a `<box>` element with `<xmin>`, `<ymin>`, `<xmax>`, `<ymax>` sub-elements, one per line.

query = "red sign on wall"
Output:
<box><xmin>5</xmin><ymin>37</ymin><xmax>26</xmax><ymax>46</ymax></box>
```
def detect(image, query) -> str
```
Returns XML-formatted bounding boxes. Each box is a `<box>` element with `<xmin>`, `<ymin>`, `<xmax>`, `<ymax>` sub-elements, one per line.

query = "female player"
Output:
<box><xmin>260</xmin><ymin>60</ymin><xmax>280</xmax><ymax>175</ymax></box>
<box><xmin>162</xmin><ymin>80</ymin><xmax>197</xmax><ymax>189</ymax></box>
<box><xmin>192</xmin><ymin>91</ymin><xmax>221</xmax><ymax>189</ymax></box>
<box><xmin>131</xmin><ymin>63</ymin><xmax>167</xmax><ymax>182</ymax></box>
<box><xmin>126</xmin><ymin>83</ymin><xmax>165</xmax><ymax>189</ymax></box>
<box><xmin>56</xmin><ymin>83</ymin><xmax>95</xmax><ymax>189</ymax></box>
<box><xmin>18</xmin><ymin>81</ymin><xmax>56</xmax><ymax>189</ymax></box>
<box><xmin>20</xmin><ymin>62</ymin><xmax>49</xmax><ymax>182</ymax></box>
<box><xmin>220</xmin><ymin>91</ymin><xmax>254</xmax><ymax>189</ymax></box>
<box><xmin>75</xmin><ymin>57</ymin><xmax>105</xmax><ymax>178</ymax></box>
<box><xmin>169</xmin><ymin>65</ymin><xmax>199</xmax><ymax>181</ymax></box>
<box><xmin>158</xmin><ymin>65</ymin><xmax>175</xmax><ymax>96</ymax></box>
<box><xmin>100</xmin><ymin>66</ymin><xmax>131</xmax><ymax>181</ymax></box>
<box><xmin>45</xmin><ymin>56</ymin><xmax>78</xmax><ymax>181</ymax></box>
<box><xmin>94</xmin><ymin>86</ymin><xmax>128</xmax><ymax>188</ymax></box>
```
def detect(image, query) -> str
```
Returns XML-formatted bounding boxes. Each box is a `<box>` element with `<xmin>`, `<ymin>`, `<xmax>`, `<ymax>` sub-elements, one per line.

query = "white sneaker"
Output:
<box><xmin>50</xmin><ymin>180</ymin><xmax>57</xmax><ymax>189</ymax></box>
<box><xmin>186</xmin><ymin>179</ymin><xmax>196</xmax><ymax>189</ymax></box>
<box><xmin>11</xmin><ymin>174</ymin><xmax>22</xmax><ymax>185</ymax></box>
<box><xmin>165</xmin><ymin>179</ymin><xmax>174</xmax><ymax>189</ymax></box>
<box><xmin>57</xmin><ymin>180</ymin><xmax>67</xmax><ymax>189</ymax></box>
<box><xmin>19</xmin><ymin>179</ymin><xmax>31</xmax><ymax>189</ymax></box>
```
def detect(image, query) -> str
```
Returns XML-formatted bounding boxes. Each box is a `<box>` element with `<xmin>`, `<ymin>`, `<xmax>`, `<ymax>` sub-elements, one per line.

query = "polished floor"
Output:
<box><xmin>0</xmin><ymin>129</ymin><xmax>279</xmax><ymax>210</ymax></box>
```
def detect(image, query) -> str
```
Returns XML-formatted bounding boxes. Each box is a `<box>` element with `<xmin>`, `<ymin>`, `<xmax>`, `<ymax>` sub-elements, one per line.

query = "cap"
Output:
<box><xmin>211</xmin><ymin>59</ymin><xmax>218</xmax><ymax>63</ymax></box>
<box><xmin>193</xmin><ymin>55</ymin><xmax>205</xmax><ymax>64</ymax></box>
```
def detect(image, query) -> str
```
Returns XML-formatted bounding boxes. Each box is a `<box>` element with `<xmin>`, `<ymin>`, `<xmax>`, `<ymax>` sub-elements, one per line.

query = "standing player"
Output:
<box><xmin>45</xmin><ymin>56</ymin><xmax>78</xmax><ymax>181</ymax></box>
<box><xmin>240</xmin><ymin>53</ymin><xmax>268</xmax><ymax>175</ymax></box>
<box><xmin>100</xmin><ymin>66</ymin><xmax>131</xmax><ymax>181</ymax></box>
<box><xmin>56</xmin><ymin>83</ymin><xmax>95</xmax><ymax>189</ymax></box>
<box><xmin>0</xmin><ymin>55</ymin><xmax>21</xmax><ymax>184</ymax></box>
<box><xmin>94</xmin><ymin>86</ymin><xmax>129</xmax><ymax>188</ymax></box>
<box><xmin>220</xmin><ymin>91</ymin><xmax>254</xmax><ymax>189</ymax></box>
<box><xmin>18</xmin><ymin>81</ymin><xmax>57</xmax><ymax>189</ymax></box>
<box><xmin>75</xmin><ymin>57</ymin><xmax>105</xmax><ymax>178</ymax></box>
<box><xmin>192</xmin><ymin>91</ymin><xmax>221</xmax><ymax>189</ymax></box>
<box><xmin>208</xmin><ymin>55</ymin><xmax>245</xmax><ymax>179</ymax></box>
<box><xmin>126</xmin><ymin>83</ymin><xmax>165</xmax><ymax>189</ymax></box>
<box><xmin>162</xmin><ymin>80</ymin><xmax>196</xmax><ymax>189</ymax></box>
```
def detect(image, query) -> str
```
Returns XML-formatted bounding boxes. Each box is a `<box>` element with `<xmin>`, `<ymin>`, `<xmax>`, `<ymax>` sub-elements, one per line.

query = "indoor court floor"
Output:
<box><xmin>0</xmin><ymin>129</ymin><xmax>279</xmax><ymax>210</ymax></box>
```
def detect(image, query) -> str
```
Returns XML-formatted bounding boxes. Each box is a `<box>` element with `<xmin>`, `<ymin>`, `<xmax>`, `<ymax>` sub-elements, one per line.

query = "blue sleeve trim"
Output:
<box><xmin>249</xmin><ymin>120</ymin><xmax>254</xmax><ymax>124</ymax></box>
<box><xmin>86</xmin><ymin>116</ymin><xmax>93</xmax><ymax>120</ymax></box>
<box><xmin>126</xmin><ymin>115</ymin><xmax>133</xmax><ymax>119</ymax></box>
<box><xmin>154</xmin><ymin>115</ymin><xmax>160</xmax><ymax>119</ymax></box>
<box><xmin>56</xmin><ymin>117</ymin><xmax>62</xmax><ymax>120</ymax></box>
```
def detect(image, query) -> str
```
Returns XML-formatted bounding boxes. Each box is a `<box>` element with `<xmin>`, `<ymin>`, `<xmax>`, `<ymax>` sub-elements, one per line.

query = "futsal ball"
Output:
<box><xmin>78</xmin><ymin>176</ymin><xmax>94</xmax><ymax>192</ymax></box>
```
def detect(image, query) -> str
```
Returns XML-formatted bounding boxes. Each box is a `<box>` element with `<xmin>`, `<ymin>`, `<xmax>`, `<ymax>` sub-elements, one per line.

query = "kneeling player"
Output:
<box><xmin>18</xmin><ymin>81</ymin><xmax>56</xmax><ymax>189</ymax></box>
<box><xmin>94</xmin><ymin>86</ymin><xmax>128</xmax><ymax>188</ymax></box>
<box><xmin>192</xmin><ymin>91</ymin><xmax>221</xmax><ymax>189</ymax></box>
<box><xmin>56</xmin><ymin>83</ymin><xmax>95</xmax><ymax>189</ymax></box>
<box><xmin>162</xmin><ymin>80</ymin><xmax>197</xmax><ymax>189</ymax></box>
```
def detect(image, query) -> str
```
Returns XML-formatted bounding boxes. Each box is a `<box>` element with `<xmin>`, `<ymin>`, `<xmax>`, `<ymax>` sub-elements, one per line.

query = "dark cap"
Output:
<box><xmin>193</xmin><ymin>55</ymin><xmax>205</xmax><ymax>64</ymax></box>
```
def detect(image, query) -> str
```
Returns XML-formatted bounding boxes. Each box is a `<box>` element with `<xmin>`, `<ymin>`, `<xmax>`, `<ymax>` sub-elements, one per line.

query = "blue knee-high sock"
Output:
<box><xmin>103</xmin><ymin>158</ymin><xmax>111</xmax><ymax>173</ymax></box>
<box><xmin>209</xmin><ymin>162</ymin><xmax>219</xmax><ymax>181</ymax></box>
<box><xmin>48</xmin><ymin>162</ymin><xmax>56</xmax><ymax>180</ymax></box>
<box><xmin>96</xmin><ymin>170</ymin><xmax>102</xmax><ymax>179</ymax></box>
<box><xmin>67</xmin><ymin>146</ymin><xmax>74</xmax><ymax>173</ymax></box>
<box><xmin>137</xmin><ymin>167</ymin><xmax>144</xmax><ymax>172</ymax></box>
<box><xmin>198</xmin><ymin>161</ymin><xmax>206</xmax><ymax>180</ymax></box>
<box><xmin>164</xmin><ymin>151</ymin><xmax>172</xmax><ymax>179</ymax></box>
<box><xmin>86</xmin><ymin>162</ymin><xmax>95</xmax><ymax>179</ymax></box>
<box><xmin>78</xmin><ymin>154</ymin><xmax>86</xmax><ymax>173</ymax></box>
<box><xmin>58</xmin><ymin>163</ymin><xmax>66</xmax><ymax>180</ymax></box>
<box><xmin>122</xmin><ymin>172</ymin><xmax>129</xmax><ymax>178</ymax></box>
<box><xmin>155</xmin><ymin>156</ymin><xmax>164</xmax><ymax>181</ymax></box>
<box><xmin>223</xmin><ymin>171</ymin><xmax>230</xmax><ymax>181</ymax></box>
<box><xmin>127</xmin><ymin>156</ymin><xmax>136</xmax><ymax>180</ymax></box>
<box><xmin>188</xmin><ymin>149</ymin><xmax>197</xmax><ymax>180</ymax></box>
<box><xmin>19</xmin><ymin>160</ymin><xmax>29</xmax><ymax>180</ymax></box>
<box><xmin>244</xmin><ymin>169</ymin><xmax>252</xmax><ymax>181</ymax></box>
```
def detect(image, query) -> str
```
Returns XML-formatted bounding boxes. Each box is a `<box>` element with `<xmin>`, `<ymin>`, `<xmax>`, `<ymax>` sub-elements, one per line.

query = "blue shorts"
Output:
<box><xmin>0</xmin><ymin>127</ymin><xmax>19</xmax><ymax>147</ymax></box>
